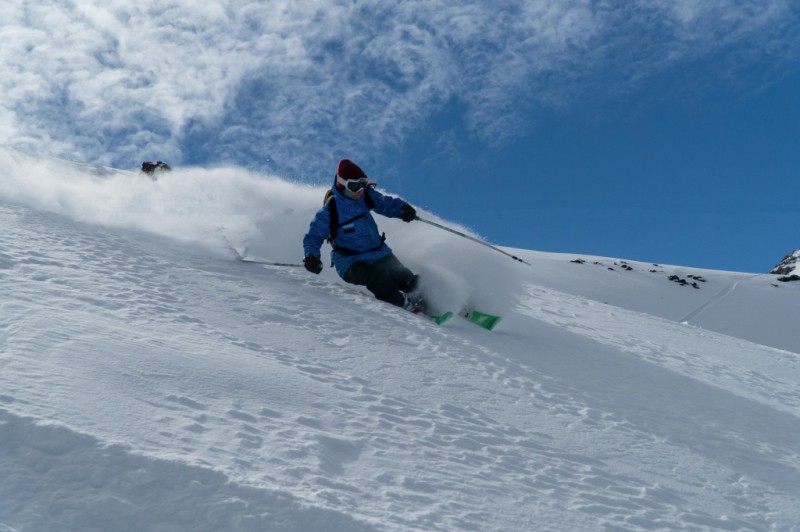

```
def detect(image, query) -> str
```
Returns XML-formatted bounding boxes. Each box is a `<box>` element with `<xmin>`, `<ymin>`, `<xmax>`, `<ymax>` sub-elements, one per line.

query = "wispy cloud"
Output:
<box><xmin>1</xmin><ymin>1</ymin><xmax>797</xmax><ymax>177</ymax></box>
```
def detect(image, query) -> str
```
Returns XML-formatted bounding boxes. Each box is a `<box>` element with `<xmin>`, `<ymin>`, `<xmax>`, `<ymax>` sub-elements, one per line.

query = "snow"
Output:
<box><xmin>1</xmin><ymin>146</ymin><xmax>799</xmax><ymax>531</ymax></box>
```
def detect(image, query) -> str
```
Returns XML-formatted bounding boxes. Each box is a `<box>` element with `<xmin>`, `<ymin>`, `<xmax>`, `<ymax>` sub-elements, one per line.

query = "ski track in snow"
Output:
<box><xmin>678</xmin><ymin>275</ymin><xmax>756</xmax><ymax>323</ymax></box>
<box><xmin>2</xmin><ymin>169</ymin><xmax>800</xmax><ymax>530</ymax></box>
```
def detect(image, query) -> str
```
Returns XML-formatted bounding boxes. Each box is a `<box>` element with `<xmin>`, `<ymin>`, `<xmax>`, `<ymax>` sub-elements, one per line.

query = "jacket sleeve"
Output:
<box><xmin>303</xmin><ymin>205</ymin><xmax>331</xmax><ymax>257</ymax></box>
<box><xmin>368</xmin><ymin>189</ymin><xmax>408</xmax><ymax>219</ymax></box>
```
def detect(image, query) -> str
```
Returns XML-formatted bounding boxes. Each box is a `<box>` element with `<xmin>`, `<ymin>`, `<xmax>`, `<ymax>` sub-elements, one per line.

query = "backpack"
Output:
<box><xmin>324</xmin><ymin>186</ymin><xmax>383</xmax><ymax>256</ymax></box>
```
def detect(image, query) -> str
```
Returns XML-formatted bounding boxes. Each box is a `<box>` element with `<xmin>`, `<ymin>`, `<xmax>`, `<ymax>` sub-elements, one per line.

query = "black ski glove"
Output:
<box><xmin>304</xmin><ymin>255</ymin><xmax>323</xmax><ymax>274</ymax></box>
<box><xmin>400</xmin><ymin>204</ymin><xmax>417</xmax><ymax>223</ymax></box>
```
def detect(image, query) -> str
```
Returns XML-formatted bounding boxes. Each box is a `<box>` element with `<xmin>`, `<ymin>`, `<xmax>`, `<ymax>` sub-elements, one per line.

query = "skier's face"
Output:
<box><xmin>337</xmin><ymin>176</ymin><xmax>368</xmax><ymax>199</ymax></box>
<box><xmin>337</xmin><ymin>175</ymin><xmax>368</xmax><ymax>192</ymax></box>
<box><xmin>344</xmin><ymin>187</ymin><xmax>365</xmax><ymax>200</ymax></box>
<box><xmin>347</xmin><ymin>179</ymin><xmax>368</xmax><ymax>192</ymax></box>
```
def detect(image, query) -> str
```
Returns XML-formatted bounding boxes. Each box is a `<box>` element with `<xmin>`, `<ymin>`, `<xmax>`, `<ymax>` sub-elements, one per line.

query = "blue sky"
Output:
<box><xmin>393</xmin><ymin>66</ymin><xmax>800</xmax><ymax>272</ymax></box>
<box><xmin>2</xmin><ymin>1</ymin><xmax>799</xmax><ymax>272</ymax></box>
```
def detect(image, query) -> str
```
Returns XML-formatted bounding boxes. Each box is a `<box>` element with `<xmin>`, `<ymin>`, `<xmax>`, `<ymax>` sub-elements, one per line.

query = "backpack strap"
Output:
<box><xmin>324</xmin><ymin>188</ymin><xmax>383</xmax><ymax>257</ymax></box>
<box><xmin>324</xmin><ymin>189</ymin><xmax>338</xmax><ymax>242</ymax></box>
<box><xmin>325</xmin><ymin>187</ymin><xmax>376</xmax><ymax>240</ymax></box>
<box><xmin>363</xmin><ymin>187</ymin><xmax>376</xmax><ymax>209</ymax></box>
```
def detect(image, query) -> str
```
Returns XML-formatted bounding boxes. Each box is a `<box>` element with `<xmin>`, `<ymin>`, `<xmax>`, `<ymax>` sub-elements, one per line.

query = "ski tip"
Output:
<box><xmin>483</xmin><ymin>316</ymin><xmax>502</xmax><ymax>331</ymax></box>
<box><xmin>461</xmin><ymin>308</ymin><xmax>502</xmax><ymax>331</ymax></box>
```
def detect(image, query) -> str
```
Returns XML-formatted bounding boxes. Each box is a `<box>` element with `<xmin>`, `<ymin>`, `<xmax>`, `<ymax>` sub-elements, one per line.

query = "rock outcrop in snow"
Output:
<box><xmin>770</xmin><ymin>249</ymin><xmax>800</xmax><ymax>281</ymax></box>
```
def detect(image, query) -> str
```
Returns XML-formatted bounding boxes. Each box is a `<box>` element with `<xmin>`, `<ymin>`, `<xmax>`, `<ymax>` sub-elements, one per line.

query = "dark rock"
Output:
<box><xmin>770</xmin><ymin>249</ymin><xmax>800</xmax><ymax>278</ymax></box>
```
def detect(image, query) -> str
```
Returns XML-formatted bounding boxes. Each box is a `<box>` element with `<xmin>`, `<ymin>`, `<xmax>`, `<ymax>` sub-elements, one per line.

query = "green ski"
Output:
<box><xmin>430</xmin><ymin>311</ymin><xmax>454</xmax><ymax>326</ymax></box>
<box><xmin>460</xmin><ymin>308</ymin><xmax>502</xmax><ymax>331</ymax></box>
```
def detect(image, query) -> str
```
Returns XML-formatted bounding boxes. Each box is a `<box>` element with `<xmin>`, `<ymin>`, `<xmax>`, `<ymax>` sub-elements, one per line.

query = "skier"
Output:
<box><xmin>140</xmin><ymin>161</ymin><xmax>172</xmax><ymax>180</ymax></box>
<box><xmin>303</xmin><ymin>159</ymin><xmax>422</xmax><ymax>312</ymax></box>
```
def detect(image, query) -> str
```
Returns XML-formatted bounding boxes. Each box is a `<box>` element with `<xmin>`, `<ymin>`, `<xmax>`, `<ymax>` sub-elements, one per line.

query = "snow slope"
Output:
<box><xmin>1</xmin><ymin>147</ymin><xmax>799</xmax><ymax>531</ymax></box>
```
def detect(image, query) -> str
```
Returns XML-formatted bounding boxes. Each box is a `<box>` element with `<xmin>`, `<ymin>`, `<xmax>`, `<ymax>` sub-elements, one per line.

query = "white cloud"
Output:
<box><xmin>0</xmin><ymin>106</ymin><xmax>18</xmax><ymax>144</ymax></box>
<box><xmin>1</xmin><ymin>0</ymin><xmax>797</xmax><ymax>177</ymax></box>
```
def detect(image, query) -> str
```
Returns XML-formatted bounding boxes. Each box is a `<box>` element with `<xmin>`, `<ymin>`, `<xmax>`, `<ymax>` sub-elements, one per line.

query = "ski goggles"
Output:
<box><xmin>336</xmin><ymin>175</ymin><xmax>369</xmax><ymax>192</ymax></box>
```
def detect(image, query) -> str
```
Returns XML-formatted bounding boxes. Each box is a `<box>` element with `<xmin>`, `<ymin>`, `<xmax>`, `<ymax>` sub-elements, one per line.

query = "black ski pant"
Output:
<box><xmin>344</xmin><ymin>253</ymin><xmax>418</xmax><ymax>308</ymax></box>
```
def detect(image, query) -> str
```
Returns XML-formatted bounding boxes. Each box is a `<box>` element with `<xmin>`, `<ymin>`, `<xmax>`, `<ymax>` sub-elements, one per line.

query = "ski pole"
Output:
<box><xmin>223</xmin><ymin>238</ymin><xmax>304</xmax><ymax>267</ymax></box>
<box><xmin>414</xmin><ymin>216</ymin><xmax>531</xmax><ymax>266</ymax></box>
<box><xmin>239</xmin><ymin>257</ymin><xmax>304</xmax><ymax>267</ymax></box>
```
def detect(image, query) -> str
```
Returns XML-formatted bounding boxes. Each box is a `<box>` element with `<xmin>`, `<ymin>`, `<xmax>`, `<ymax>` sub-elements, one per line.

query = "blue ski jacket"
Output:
<box><xmin>303</xmin><ymin>183</ymin><xmax>409</xmax><ymax>279</ymax></box>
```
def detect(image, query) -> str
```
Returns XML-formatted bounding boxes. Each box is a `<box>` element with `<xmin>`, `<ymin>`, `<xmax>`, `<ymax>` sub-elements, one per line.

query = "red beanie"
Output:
<box><xmin>337</xmin><ymin>159</ymin><xmax>367</xmax><ymax>180</ymax></box>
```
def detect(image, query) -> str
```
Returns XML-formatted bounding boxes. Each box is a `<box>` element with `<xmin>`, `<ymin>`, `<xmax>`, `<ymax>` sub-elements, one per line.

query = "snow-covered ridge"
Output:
<box><xmin>2</xmin><ymin>148</ymin><xmax>799</xmax><ymax>531</ymax></box>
